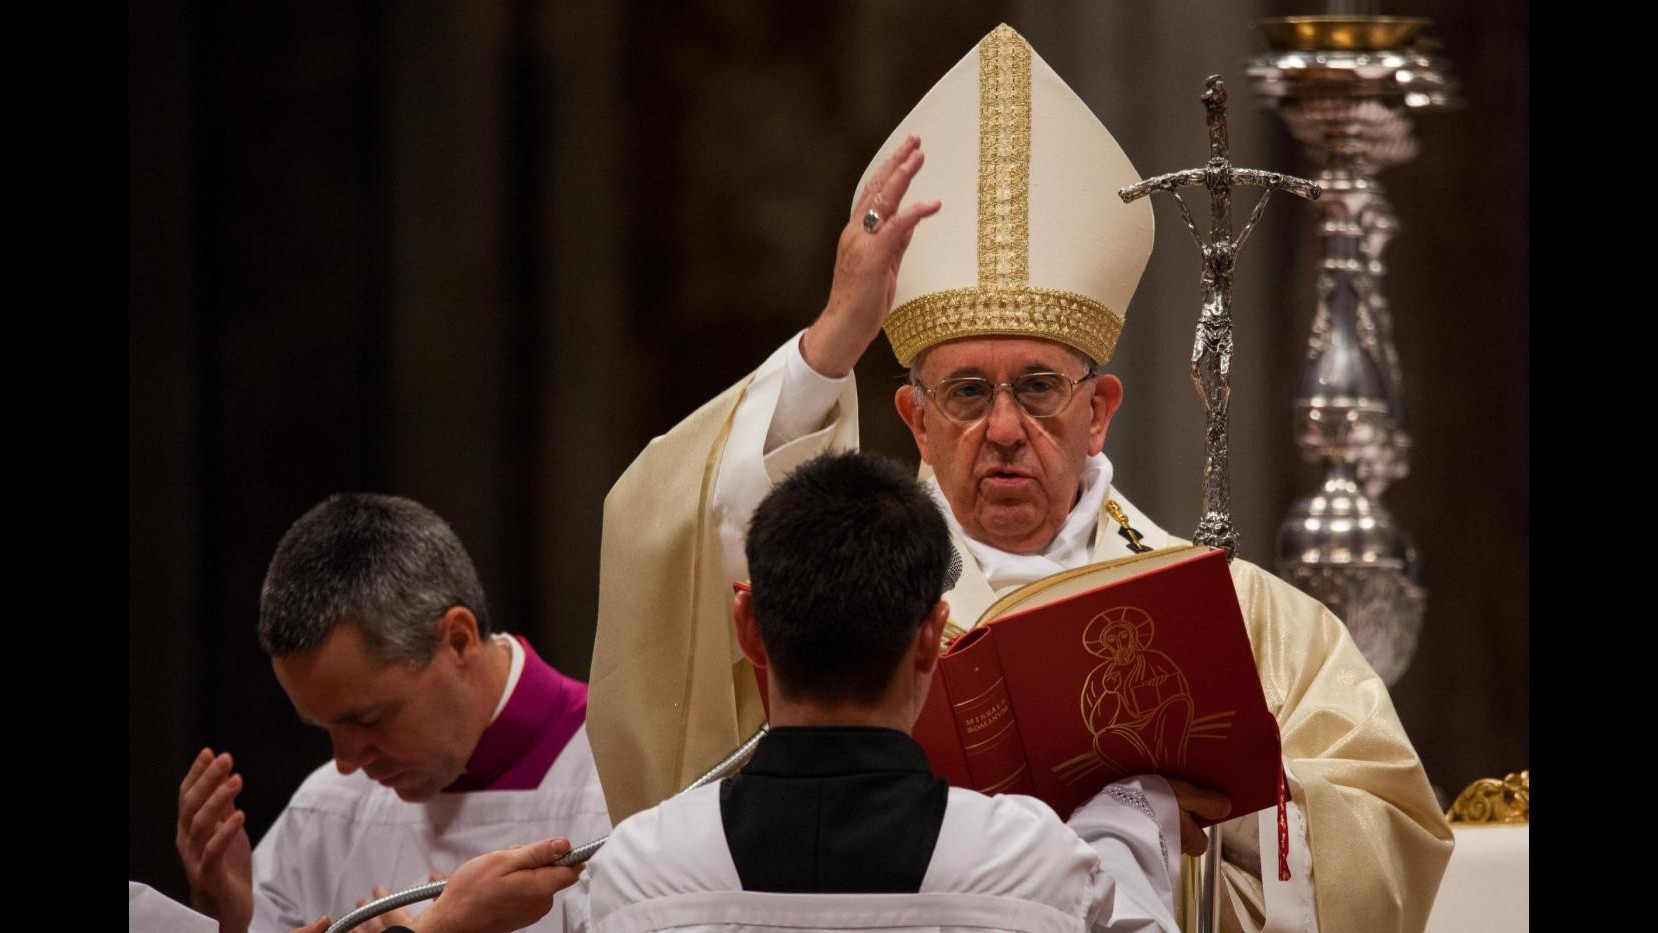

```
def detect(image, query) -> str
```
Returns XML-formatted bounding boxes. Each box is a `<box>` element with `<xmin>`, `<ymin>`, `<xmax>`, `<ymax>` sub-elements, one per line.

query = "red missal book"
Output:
<box><xmin>908</xmin><ymin>545</ymin><xmax>1281</xmax><ymax>826</ymax></box>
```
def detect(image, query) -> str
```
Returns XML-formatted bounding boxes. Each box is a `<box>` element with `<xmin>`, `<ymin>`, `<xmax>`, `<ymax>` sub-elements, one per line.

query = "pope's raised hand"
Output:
<box><xmin>802</xmin><ymin>134</ymin><xmax>942</xmax><ymax>377</ymax></box>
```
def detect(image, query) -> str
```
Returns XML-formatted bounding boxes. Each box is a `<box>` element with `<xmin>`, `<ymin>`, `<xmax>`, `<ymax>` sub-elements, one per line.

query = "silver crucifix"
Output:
<box><xmin>1120</xmin><ymin>75</ymin><xmax>1319</xmax><ymax>560</ymax></box>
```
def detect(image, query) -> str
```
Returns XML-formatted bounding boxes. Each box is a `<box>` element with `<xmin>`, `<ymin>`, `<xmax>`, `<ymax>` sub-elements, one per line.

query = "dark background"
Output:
<box><xmin>130</xmin><ymin>0</ymin><xmax>1528</xmax><ymax>900</ymax></box>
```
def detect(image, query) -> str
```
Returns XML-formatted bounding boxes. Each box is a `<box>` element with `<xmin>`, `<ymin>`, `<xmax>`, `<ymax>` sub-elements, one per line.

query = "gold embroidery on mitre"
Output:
<box><xmin>886</xmin><ymin>286</ymin><xmax>1125</xmax><ymax>366</ymax></box>
<box><xmin>886</xmin><ymin>26</ymin><xmax>1122</xmax><ymax>366</ymax></box>
<box><xmin>978</xmin><ymin>24</ymin><xmax>1031</xmax><ymax>289</ymax></box>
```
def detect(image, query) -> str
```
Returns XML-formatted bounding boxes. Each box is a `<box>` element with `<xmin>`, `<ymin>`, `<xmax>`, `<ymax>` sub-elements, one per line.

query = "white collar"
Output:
<box><xmin>488</xmin><ymin>633</ymin><xmax>525</xmax><ymax>724</ymax></box>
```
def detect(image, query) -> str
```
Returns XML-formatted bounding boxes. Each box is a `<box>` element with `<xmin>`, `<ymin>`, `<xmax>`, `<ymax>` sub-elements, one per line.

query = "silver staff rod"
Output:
<box><xmin>324</xmin><ymin>723</ymin><xmax>772</xmax><ymax>933</ymax></box>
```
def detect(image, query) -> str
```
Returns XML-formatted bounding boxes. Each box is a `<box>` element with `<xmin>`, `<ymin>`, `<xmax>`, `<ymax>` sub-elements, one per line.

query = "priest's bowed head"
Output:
<box><xmin>257</xmin><ymin>493</ymin><xmax>519</xmax><ymax>803</ymax></box>
<box><xmin>176</xmin><ymin>494</ymin><xmax>592</xmax><ymax>933</ymax></box>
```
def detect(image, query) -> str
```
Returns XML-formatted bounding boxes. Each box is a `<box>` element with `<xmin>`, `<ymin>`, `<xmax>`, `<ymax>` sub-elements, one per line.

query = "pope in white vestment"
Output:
<box><xmin>588</xmin><ymin>24</ymin><xmax>1451</xmax><ymax>933</ymax></box>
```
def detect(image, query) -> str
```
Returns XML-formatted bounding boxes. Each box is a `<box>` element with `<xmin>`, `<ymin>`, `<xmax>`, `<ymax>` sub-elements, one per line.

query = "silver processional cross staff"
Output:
<box><xmin>1119</xmin><ymin>75</ymin><xmax>1319</xmax><ymax>561</ymax></box>
<box><xmin>1120</xmin><ymin>75</ymin><xmax>1318</xmax><ymax>933</ymax></box>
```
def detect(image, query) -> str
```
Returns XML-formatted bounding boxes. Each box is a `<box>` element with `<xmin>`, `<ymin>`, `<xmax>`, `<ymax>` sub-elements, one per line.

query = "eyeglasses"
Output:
<box><xmin>912</xmin><ymin>371</ymin><xmax>1098</xmax><ymax>424</ymax></box>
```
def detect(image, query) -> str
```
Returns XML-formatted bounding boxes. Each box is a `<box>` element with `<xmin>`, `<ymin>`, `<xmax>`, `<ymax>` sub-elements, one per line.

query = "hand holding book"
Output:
<box><xmin>1165</xmin><ymin>777</ymin><xmax>1231</xmax><ymax>856</ymax></box>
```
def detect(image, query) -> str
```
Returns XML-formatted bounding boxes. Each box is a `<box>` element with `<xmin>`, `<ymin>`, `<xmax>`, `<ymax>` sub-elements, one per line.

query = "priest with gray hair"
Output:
<box><xmin>174</xmin><ymin>492</ymin><xmax>608</xmax><ymax>933</ymax></box>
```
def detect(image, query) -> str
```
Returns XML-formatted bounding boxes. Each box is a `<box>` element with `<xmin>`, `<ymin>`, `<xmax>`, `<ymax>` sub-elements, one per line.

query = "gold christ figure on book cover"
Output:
<box><xmin>1054</xmin><ymin>606</ymin><xmax>1235</xmax><ymax>787</ymax></box>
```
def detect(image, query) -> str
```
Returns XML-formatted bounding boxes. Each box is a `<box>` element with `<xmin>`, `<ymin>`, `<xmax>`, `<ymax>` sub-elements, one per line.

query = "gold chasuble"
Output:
<box><xmin>590</xmin><ymin>24</ymin><xmax>1449</xmax><ymax>933</ymax></box>
<box><xmin>590</xmin><ymin>375</ymin><xmax>787</xmax><ymax>812</ymax></box>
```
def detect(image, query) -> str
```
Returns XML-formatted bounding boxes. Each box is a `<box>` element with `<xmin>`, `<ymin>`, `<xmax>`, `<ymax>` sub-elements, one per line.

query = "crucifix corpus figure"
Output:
<box><xmin>1120</xmin><ymin>75</ymin><xmax>1319</xmax><ymax>558</ymax></box>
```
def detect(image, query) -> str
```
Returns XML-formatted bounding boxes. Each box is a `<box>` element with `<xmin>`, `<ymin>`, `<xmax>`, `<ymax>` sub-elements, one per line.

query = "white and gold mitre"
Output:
<box><xmin>859</xmin><ymin>24</ymin><xmax>1154</xmax><ymax>366</ymax></box>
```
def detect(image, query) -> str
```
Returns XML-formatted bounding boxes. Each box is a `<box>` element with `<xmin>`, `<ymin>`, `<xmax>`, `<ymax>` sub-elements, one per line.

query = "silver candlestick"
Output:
<box><xmin>1248</xmin><ymin>16</ymin><xmax>1457</xmax><ymax>685</ymax></box>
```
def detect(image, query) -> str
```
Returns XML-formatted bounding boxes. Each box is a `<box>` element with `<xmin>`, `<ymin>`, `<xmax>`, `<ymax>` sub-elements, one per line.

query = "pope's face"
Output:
<box><xmin>272</xmin><ymin>622</ymin><xmax>479</xmax><ymax>802</ymax></box>
<box><xmin>896</xmin><ymin>336</ymin><xmax>1123</xmax><ymax>555</ymax></box>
